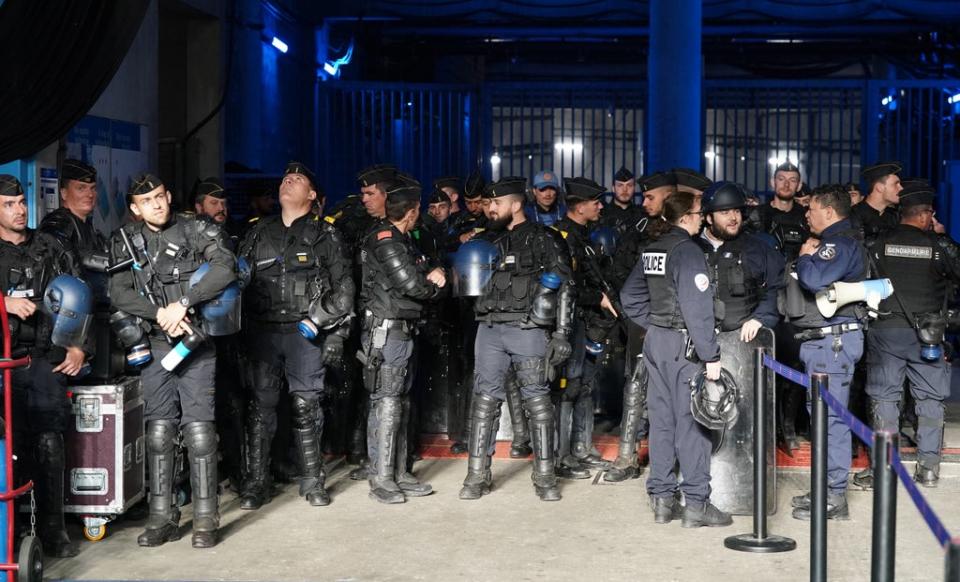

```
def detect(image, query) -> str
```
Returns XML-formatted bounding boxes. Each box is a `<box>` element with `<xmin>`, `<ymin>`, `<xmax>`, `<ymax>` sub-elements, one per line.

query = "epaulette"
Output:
<box><xmin>324</xmin><ymin>214</ymin><xmax>337</xmax><ymax>224</ymax></box>
<box><xmin>248</xmin><ymin>216</ymin><xmax>260</xmax><ymax>223</ymax></box>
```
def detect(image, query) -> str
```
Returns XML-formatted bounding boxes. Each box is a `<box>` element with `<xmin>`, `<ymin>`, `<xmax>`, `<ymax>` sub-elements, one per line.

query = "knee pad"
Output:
<box><xmin>291</xmin><ymin>394</ymin><xmax>321</xmax><ymax>429</ymax></box>
<box><xmin>182</xmin><ymin>422</ymin><xmax>218</xmax><ymax>456</ymax></box>
<box><xmin>523</xmin><ymin>394</ymin><xmax>553</xmax><ymax>423</ymax></box>
<box><xmin>472</xmin><ymin>393</ymin><xmax>501</xmax><ymax>418</ymax></box>
<box><xmin>869</xmin><ymin>400</ymin><xmax>900</xmax><ymax>432</ymax></box>
<box><xmin>915</xmin><ymin>399</ymin><xmax>945</xmax><ymax>422</ymax></box>
<box><xmin>145</xmin><ymin>420</ymin><xmax>178</xmax><ymax>455</ymax></box>
<box><xmin>513</xmin><ymin>358</ymin><xmax>545</xmax><ymax>389</ymax></box>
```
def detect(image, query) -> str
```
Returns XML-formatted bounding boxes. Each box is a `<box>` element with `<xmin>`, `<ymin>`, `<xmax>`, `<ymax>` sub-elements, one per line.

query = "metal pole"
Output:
<box><xmin>871</xmin><ymin>430</ymin><xmax>898</xmax><ymax>582</ymax></box>
<box><xmin>810</xmin><ymin>373</ymin><xmax>829</xmax><ymax>582</ymax></box>
<box><xmin>725</xmin><ymin>346</ymin><xmax>796</xmax><ymax>553</ymax></box>
<box><xmin>945</xmin><ymin>537</ymin><xmax>960</xmax><ymax>582</ymax></box>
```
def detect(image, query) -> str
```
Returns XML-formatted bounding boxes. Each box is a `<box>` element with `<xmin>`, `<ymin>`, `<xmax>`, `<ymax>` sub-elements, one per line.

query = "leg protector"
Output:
<box><xmin>369</xmin><ymin>396</ymin><xmax>404</xmax><ymax>504</ymax></box>
<box><xmin>138</xmin><ymin>420</ymin><xmax>181</xmax><ymax>547</ymax></box>
<box><xmin>505</xmin><ymin>374</ymin><xmax>531</xmax><ymax>457</ymax></box>
<box><xmin>395</xmin><ymin>398</ymin><xmax>432</xmax><ymax>496</ymax></box>
<box><xmin>606</xmin><ymin>361</ymin><xmax>646</xmax><ymax>482</ymax></box>
<box><xmin>459</xmin><ymin>393</ymin><xmax>500</xmax><ymax>500</ymax></box>
<box><xmin>183</xmin><ymin>422</ymin><xmax>219</xmax><ymax>548</ymax></box>
<box><xmin>33</xmin><ymin>432</ymin><xmax>77</xmax><ymax>557</ymax></box>
<box><xmin>525</xmin><ymin>394</ymin><xmax>560</xmax><ymax>501</ymax></box>
<box><xmin>240</xmin><ymin>405</ymin><xmax>275</xmax><ymax>510</ymax></box>
<box><xmin>292</xmin><ymin>395</ymin><xmax>330</xmax><ymax>506</ymax></box>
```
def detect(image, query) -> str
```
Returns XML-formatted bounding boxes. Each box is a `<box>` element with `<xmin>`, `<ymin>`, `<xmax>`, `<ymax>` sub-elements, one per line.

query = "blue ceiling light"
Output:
<box><xmin>271</xmin><ymin>36</ymin><xmax>289</xmax><ymax>54</ymax></box>
<box><xmin>320</xmin><ymin>39</ymin><xmax>354</xmax><ymax>80</ymax></box>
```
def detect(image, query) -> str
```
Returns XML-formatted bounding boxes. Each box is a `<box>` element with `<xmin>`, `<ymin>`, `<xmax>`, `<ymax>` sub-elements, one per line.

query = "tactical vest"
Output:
<box><xmin>874</xmin><ymin>227</ymin><xmax>945</xmax><ymax>323</ymax></box>
<box><xmin>125</xmin><ymin>217</ymin><xmax>207</xmax><ymax>308</ymax></box>
<box><xmin>770</xmin><ymin>209</ymin><xmax>807</xmax><ymax>260</ymax></box>
<box><xmin>360</xmin><ymin>224</ymin><xmax>432</xmax><ymax>320</ymax></box>
<box><xmin>708</xmin><ymin>238</ymin><xmax>760</xmax><ymax>331</ymax></box>
<box><xmin>641</xmin><ymin>229</ymin><xmax>689</xmax><ymax>329</ymax></box>
<box><xmin>790</xmin><ymin>227</ymin><xmax>868</xmax><ymax>329</ymax></box>
<box><xmin>0</xmin><ymin>233</ymin><xmax>60</xmax><ymax>350</ymax></box>
<box><xmin>475</xmin><ymin>226</ymin><xmax>546</xmax><ymax>321</ymax></box>
<box><xmin>244</xmin><ymin>216</ymin><xmax>329</xmax><ymax>323</ymax></box>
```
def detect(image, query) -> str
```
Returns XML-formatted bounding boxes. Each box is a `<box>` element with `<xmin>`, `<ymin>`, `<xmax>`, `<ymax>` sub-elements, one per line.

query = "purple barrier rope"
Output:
<box><xmin>761</xmin><ymin>354</ymin><xmax>954</xmax><ymax>547</ymax></box>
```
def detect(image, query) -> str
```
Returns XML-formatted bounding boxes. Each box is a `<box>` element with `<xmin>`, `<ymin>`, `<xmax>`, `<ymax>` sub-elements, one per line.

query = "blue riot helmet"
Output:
<box><xmin>189</xmin><ymin>263</ymin><xmax>242</xmax><ymax>336</ymax></box>
<box><xmin>43</xmin><ymin>275</ymin><xmax>93</xmax><ymax>348</ymax></box>
<box><xmin>701</xmin><ymin>181</ymin><xmax>748</xmax><ymax>214</ymax></box>
<box><xmin>452</xmin><ymin>239</ymin><xmax>500</xmax><ymax>297</ymax></box>
<box><xmin>589</xmin><ymin>226</ymin><xmax>618</xmax><ymax>257</ymax></box>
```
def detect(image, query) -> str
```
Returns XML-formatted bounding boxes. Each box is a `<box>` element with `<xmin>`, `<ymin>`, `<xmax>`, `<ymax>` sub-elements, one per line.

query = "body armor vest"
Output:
<box><xmin>475</xmin><ymin>224</ymin><xmax>548</xmax><ymax>322</ymax></box>
<box><xmin>874</xmin><ymin>226</ymin><xmax>945</xmax><ymax>325</ymax></box>
<box><xmin>642</xmin><ymin>229</ymin><xmax>690</xmax><ymax>329</ymax></box>
<box><xmin>707</xmin><ymin>237</ymin><xmax>760</xmax><ymax>331</ymax></box>
<box><xmin>0</xmin><ymin>232</ymin><xmax>62</xmax><ymax>350</ymax></box>
<box><xmin>790</xmin><ymin>227</ymin><xmax>868</xmax><ymax>328</ymax></box>
<box><xmin>360</xmin><ymin>223</ymin><xmax>432</xmax><ymax>321</ymax></box>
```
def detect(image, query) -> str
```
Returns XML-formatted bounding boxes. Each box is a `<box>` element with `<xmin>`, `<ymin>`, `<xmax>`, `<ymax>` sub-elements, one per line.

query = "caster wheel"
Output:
<box><xmin>16</xmin><ymin>535</ymin><xmax>43</xmax><ymax>582</ymax></box>
<box><xmin>83</xmin><ymin>525</ymin><xmax>107</xmax><ymax>542</ymax></box>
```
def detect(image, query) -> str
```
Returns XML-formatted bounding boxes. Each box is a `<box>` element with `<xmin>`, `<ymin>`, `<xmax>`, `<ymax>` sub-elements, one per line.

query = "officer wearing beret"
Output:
<box><xmin>598</xmin><ymin>167</ymin><xmax>646</xmax><ymax>235</ymax></box>
<box><xmin>460</xmin><ymin>177</ymin><xmax>575</xmax><ymax>501</ymax></box>
<box><xmin>787</xmin><ymin>185</ymin><xmax>867</xmax><ymax>521</ymax></box>
<box><xmin>671</xmin><ymin>168</ymin><xmax>713</xmax><ymax>197</ymax></box>
<box><xmin>0</xmin><ymin>175</ymin><xmax>87</xmax><ymax>557</ymax></box>
<box><xmin>525</xmin><ymin>170</ymin><xmax>566</xmax><ymax>227</ymax></box>
<box><xmin>851</xmin><ymin>161</ymin><xmax>903</xmax><ymax>242</ymax></box>
<box><xmin>860</xmin><ymin>181</ymin><xmax>960</xmax><ymax>488</ymax></box>
<box><xmin>237</xmin><ymin>162</ymin><xmax>354</xmax><ymax>511</ymax></box>
<box><xmin>359</xmin><ymin>178</ymin><xmax>446</xmax><ymax>503</ymax></box>
<box><xmin>109</xmin><ymin>173</ymin><xmax>237</xmax><ymax>548</ymax></box>
<box><xmin>621</xmin><ymin>191</ymin><xmax>730</xmax><ymax>527</ymax></box>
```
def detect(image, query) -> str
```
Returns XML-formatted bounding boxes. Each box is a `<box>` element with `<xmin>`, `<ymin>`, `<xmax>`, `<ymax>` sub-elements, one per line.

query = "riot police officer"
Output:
<box><xmin>751</xmin><ymin>162</ymin><xmax>808</xmax><ymax>260</ymax></box>
<box><xmin>620</xmin><ymin>191</ymin><xmax>732</xmax><ymax>527</ymax></box>
<box><xmin>553</xmin><ymin>177</ymin><xmax>618</xmax><ymax>478</ymax></box>
<box><xmin>237</xmin><ymin>162</ymin><xmax>354</xmax><ymax>510</ymax></box>
<box><xmin>696</xmin><ymin>182</ymin><xmax>784</xmax><ymax>340</ymax></box>
<box><xmin>109</xmin><ymin>174</ymin><xmax>237</xmax><ymax>548</ymax></box>
<box><xmin>359</xmin><ymin>178</ymin><xmax>445</xmax><ymax>503</ymax></box>
<box><xmin>598</xmin><ymin>167</ymin><xmax>646</xmax><ymax>235</ymax></box>
<box><xmin>851</xmin><ymin>161</ymin><xmax>902</xmax><ymax>242</ymax></box>
<box><xmin>460</xmin><ymin>177</ymin><xmax>575</xmax><ymax>502</ymax></box>
<box><xmin>40</xmin><ymin>159</ymin><xmax>108</xmax><ymax>261</ymax></box>
<box><xmin>0</xmin><ymin>175</ymin><xmax>88</xmax><ymax>558</ymax></box>
<box><xmin>786</xmin><ymin>185</ymin><xmax>867</xmax><ymax>520</ymax></box>
<box><xmin>193</xmin><ymin>177</ymin><xmax>243</xmax><ymax>248</ymax></box>
<box><xmin>862</xmin><ymin>181</ymin><xmax>960</xmax><ymax>487</ymax></box>
<box><xmin>671</xmin><ymin>168</ymin><xmax>713</xmax><ymax>197</ymax></box>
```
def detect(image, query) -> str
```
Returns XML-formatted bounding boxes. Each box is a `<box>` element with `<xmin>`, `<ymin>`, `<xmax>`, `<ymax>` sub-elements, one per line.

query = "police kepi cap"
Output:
<box><xmin>464</xmin><ymin>170</ymin><xmax>485</xmax><ymax>199</ymax></box>
<box><xmin>432</xmin><ymin>176</ymin><xmax>461</xmax><ymax>193</ymax></box>
<box><xmin>0</xmin><ymin>175</ymin><xmax>23</xmax><ymax>197</ymax></box>
<box><xmin>284</xmin><ymin>161</ymin><xmax>317</xmax><ymax>191</ymax></box>
<box><xmin>532</xmin><ymin>170</ymin><xmax>560</xmax><ymax>190</ymax></box>
<box><xmin>384</xmin><ymin>174</ymin><xmax>421</xmax><ymax>203</ymax></box>
<box><xmin>563</xmin><ymin>177</ymin><xmax>605</xmax><ymax>203</ymax></box>
<box><xmin>60</xmin><ymin>159</ymin><xmax>96</xmax><ymax>185</ymax></box>
<box><xmin>671</xmin><ymin>168</ymin><xmax>712</xmax><ymax>191</ymax></box>
<box><xmin>485</xmin><ymin>177</ymin><xmax>527</xmax><ymax>199</ymax></box>
<box><xmin>860</xmin><ymin>161</ymin><xmax>902</xmax><ymax>184</ymax></box>
<box><xmin>614</xmin><ymin>166</ymin><xmax>635</xmax><ymax>183</ymax></box>
<box><xmin>638</xmin><ymin>171</ymin><xmax>676</xmax><ymax>192</ymax></box>
<box><xmin>357</xmin><ymin>164</ymin><xmax>398</xmax><ymax>188</ymax></box>
<box><xmin>129</xmin><ymin>173</ymin><xmax>164</xmax><ymax>198</ymax></box>
<box><xmin>195</xmin><ymin>177</ymin><xmax>226</xmax><ymax>200</ymax></box>
<box><xmin>428</xmin><ymin>188</ymin><xmax>451</xmax><ymax>205</ymax></box>
<box><xmin>898</xmin><ymin>178</ymin><xmax>936</xmax><ymax>207</ymax></box>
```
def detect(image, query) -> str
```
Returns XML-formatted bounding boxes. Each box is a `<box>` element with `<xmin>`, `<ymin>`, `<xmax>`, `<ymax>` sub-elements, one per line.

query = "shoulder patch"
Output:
<box><xmin>817</xmin><ymin>245</ymin><xmax>837</xmax><ymax>260</ymax></box>
<box><xmin>694</xmin><ymin>273</ymin><xmax>710</xmax><ymax>292</ymax></box>
<box><xmin>884</xmin><ymin>244</ymin><xmax>932</xmax><ymax>260</ymax></box>
<box><xmin>324</xmin><ymin>215</ymin><xmax>337</xmax><ymax>224</ymax></box>
<box><xmin>559</xmin><ymin>230</ymin><xmax>569</xmax><ymax>239</ymax></box>
<box><xmin>377</xmin><ymin>230</ymin><xmax>393</xmax><ymax>241</ymax></box>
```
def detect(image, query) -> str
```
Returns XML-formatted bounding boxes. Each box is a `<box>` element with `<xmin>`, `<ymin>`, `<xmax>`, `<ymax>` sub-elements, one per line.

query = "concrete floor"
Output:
<box><xmin>47</xmin><ymin>457</ymin><xmax>958</xmax><ymax>582</ymax></box>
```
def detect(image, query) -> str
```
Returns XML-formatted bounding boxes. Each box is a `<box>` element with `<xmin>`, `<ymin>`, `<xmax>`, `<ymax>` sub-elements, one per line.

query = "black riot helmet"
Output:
<box><xmin>701</xmin><ymin>181</ymin><xmax>748</xmax><ymax>214</ymax></box>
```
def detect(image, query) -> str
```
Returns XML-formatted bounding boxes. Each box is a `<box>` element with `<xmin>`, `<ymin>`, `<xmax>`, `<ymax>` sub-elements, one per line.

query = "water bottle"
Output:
<box><xmin>161</xmin><ymin>329</ymin><xmax>207</xmax><ymax>371</ymax></box>
<box><xmin>529</xmin><ymin>272</ymin><xmax>562</xmax><ymax>326</ymax></box>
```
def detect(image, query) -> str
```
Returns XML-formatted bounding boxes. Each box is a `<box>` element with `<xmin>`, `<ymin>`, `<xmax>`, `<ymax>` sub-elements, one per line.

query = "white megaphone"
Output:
<box><xmin>815</xmin><ymin>278</ymin><xmax>894</xmax><ymax>318</ymax></box>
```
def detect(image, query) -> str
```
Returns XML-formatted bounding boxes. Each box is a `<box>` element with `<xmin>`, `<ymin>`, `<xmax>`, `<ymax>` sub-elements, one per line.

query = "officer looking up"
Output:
<box><xmin>620</xmin><ymin>191</ymin><xmax>732</xmax><ymax>528</ymax></box>
<box><xmin>787</xmin><ymin>184</ymin><xmax>867</xmax><ymax>521</ymax></box>
<box><xmin>460</xmin><ymin>177</ymin><xmax>575</xmax><ymax>502</ymax></box>
<box><xmin>109</xmin><ymin>174</ymin><xmax>237</xmax><ymax>548</ymax></box>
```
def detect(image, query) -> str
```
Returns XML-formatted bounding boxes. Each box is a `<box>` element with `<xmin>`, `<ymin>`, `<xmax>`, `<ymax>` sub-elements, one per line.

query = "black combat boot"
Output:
<box><xmin>555</xmin><ymin>398</ymin><xmax>590</xmax><ymax>480</ymax></box>
<box><xmin>239</xmin><ymin>407</ymin><xmax>274</xmax><ymax>510</ymax></box>
<box><xmin>459</xmin><ymin>394</ymin><xmax>500</xmax><ymax>500</ymax></box>
<box><xmin>395</xmin><ymin>399</ymin><xmax>432</xmax><ymax>497</ymax></box>
<box><xmin>369</xmin><ymin>397</ymin><xmax>405</xmax><ymax>504</ymax></box>
<box><xmin>682</xmin><ymin>500</ymin><xmax>733</xmax><ymax>528</ymax></box>
<box><xmin>138</xmin><ymin>420</ymin><xmax>182</xmax><ymax>547</ymax></box>
<box><xmin>650</xmin><ymin>493</ymin><xmax>683</xmax><ymax>524</ymax></box>
<box><xmin>505</xmin><ymin>377</ymin><xmax>532</xmax><ymax>458</ymax></box>
<box><xmin>914</xmin><ymin>461</ymin><xmax>940</xmax><ymax>488</ymax></box>
<box><xmin>792</xmin><ymin>492</ymin><xmax>849</xmax><ymax>521</ymax></box>
<box><xmin>526</xmin><ymin>395</ymin><xmax>561</xmax><ymax>502</ymax></box>
<box><xmin>292</xmin><ymin>395</ymin><xmax>331</xmax><ymax>506</ymax></box>
<box><xmin>34</xmin><ymin>432</ymin><xmax>78</xmax><ymax>558</ymax></box>
<box><xmin>183</xmin><ymin>422</ymin><xmax>219</xmax><ymax>548</ymax></box>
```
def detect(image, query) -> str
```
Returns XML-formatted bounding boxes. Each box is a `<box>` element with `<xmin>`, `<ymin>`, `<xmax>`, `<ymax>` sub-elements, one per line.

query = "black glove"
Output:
<box><xmin>321</xmin><ymin>334</ymin><xmax>344</xmax><ymax>367</ymax></box>
<box><xmin>545</xmin><ymin>332</ymin><xmax>572</xmax><ymax>382</ymax></box>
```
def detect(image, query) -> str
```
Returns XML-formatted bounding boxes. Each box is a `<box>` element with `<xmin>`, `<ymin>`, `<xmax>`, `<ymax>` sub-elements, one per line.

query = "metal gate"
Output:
<box><xmin>317</xmin><ymin>83</ymin><xmax>478</xmax><ymax>200</ymax></box>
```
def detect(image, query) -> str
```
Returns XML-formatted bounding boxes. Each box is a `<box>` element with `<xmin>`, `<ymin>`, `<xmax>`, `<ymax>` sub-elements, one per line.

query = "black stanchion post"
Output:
<box><xmin>724</xmin><ymin>347</ymin><xmax>796</xmax><ymax>553</ymax></box>
<box><xmin>871</xmin><ymin>430</ymin><xmax>898</xmax><ymax>582</ymax></box>
<box><xmin>946</xmin><ymin>537</ymin><xmax>960</xmax><ymax>582</ymax></box>
<box><xmin>810</xmin><ymin>373</ymin><xmax>829</xmax><ymax>582</ymax></box>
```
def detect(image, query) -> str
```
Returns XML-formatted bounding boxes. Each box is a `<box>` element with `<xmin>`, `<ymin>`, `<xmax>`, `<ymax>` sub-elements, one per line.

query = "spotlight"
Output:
<box><xmin>271</xmin><ymin>37</ymin><xmax>289</xmax><ymax>54</ymax></box>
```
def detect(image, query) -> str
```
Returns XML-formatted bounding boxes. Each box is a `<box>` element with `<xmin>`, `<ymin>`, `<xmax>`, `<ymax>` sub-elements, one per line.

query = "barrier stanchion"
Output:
<box><xmin>871</xmin><ymin>430</ymin><xmax>898</xmax><ymax>582</ymax></box>
<box><xmin>724</xmin><ymin>347</ymin><xmax>796</xmax><ymax>553</ymax></box>
<box><xmin>810</xmin><ymin>373</ymin><xmax>829</xmax><ymax>582</ymax></box>
<box><xmin>947</xmin><ymin>538</ymin><xmax>960</xmax><ymax>582</ymax></box>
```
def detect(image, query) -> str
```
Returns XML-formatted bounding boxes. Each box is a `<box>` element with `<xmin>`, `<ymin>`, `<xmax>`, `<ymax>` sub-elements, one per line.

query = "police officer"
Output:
<box><xmin>237</xmin><ymin>162</ymin><xmax>354</xmax><ymax>510</ymax></box>
<box><xmin>109</xmin><ymin>174</ymin><xmax>237</xmax><ymax>548</ymax></box>
<box><xmin>696</xmin><ymin>182</ymin><xmax>785</xmax><ymax>340</ymax></box>
<box><xmin>750</xmin><ymin>162</ymin><xmax>808</xmax><ymax>260</ymax></box>
<box><xmin>671</xmin><ymin>168</ymin><xmax>713</xmax><ymax>197</ymax></box>
<box><xmin>434</xmin><ymin>176</ymin><xmax>463</xmax><ymax>217</ymax></box>
<box><xmin>862</xmin><ymin>181</ymin><xmax>960</xmax><ymax>487</ymax></box>
<box><xmin>40</xmin><ymin>159</ymin><xmax>108</xmax><ymax>260</ymax></box>
<box><xmin>0</xmin><ymin>175</ymin><xmax>88</xmax><ymax>558</ymax></box>
<box><xmin>787</xmin><ymin>185</ymin><xmax>867</xmax><ymax>520</ymax></box>
<box><xmin>525</xmin><ymin>170</ymin><xmax>566</xmax><ymax>227</ymax></box>
<box><xmin>193</xmin><ymin>177</ymin><xmax>243</xmax><ymax>248</ymax></box>
<box><xmin>851</xmin><ymin>161</ymin><xmax>902</xmax><ymax>242</ymax></box>
<box><xmin>359</xmin><ymin>178</ymin><xmax>445</xmax><ymax>503</ymax></box>
<box><xmin>620</xmin><ymin>191</ymin><xmax>732</xmax><ymax>527</ymax></box>
<box><xmin>553</xmin><ymin>178</ymin><xmax>618</xmax><ymax>478</ymax></box>
<box><xmin>598</xmin><ymin>167</ymin><xmax>646</xmax><ymax>235</ymax></box>
<box><xmin>460</xmin><ymin>177</ymin><xmax>575</xmax><ymax>501</ymax></box>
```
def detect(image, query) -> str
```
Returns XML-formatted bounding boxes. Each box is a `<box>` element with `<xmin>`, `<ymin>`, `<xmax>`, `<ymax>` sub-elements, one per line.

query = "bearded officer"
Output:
<box><xmin>598</xmin><ymin>167</ymin><xmax>646</xmax><ymax>235</ymax></box>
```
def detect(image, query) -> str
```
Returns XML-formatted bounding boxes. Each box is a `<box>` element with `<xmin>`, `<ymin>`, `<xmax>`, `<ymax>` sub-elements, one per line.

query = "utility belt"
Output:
<box><xmin>361</xmin><ymin>310</ymin><xmax>416</xmax><ymax>335</ymax></box>
<box><xmin>793</xmin><ymin>322</ymin><xmax>861</xmax><ymax>342</ymax></box>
